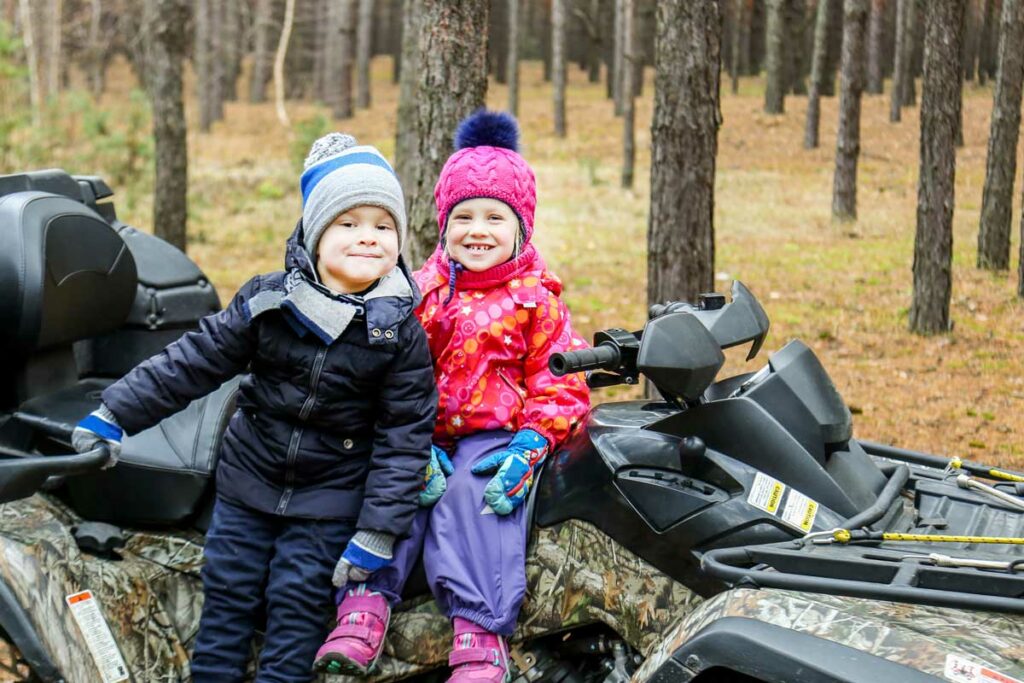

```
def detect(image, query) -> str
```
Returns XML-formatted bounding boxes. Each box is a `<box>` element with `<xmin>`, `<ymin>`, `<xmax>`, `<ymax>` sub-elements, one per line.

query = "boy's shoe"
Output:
<box><xmin>447</xmin><ymin>617</ymin><xmax>510</xmax><ymax>683</ymax></box>
<box><xmin>313</xmin><ymin>586</ymin><xmax>390</xmax><ymax>675</ymax></box>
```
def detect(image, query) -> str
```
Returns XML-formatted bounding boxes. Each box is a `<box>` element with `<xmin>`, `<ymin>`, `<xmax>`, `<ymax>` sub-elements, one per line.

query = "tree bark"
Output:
<box><xmin>273</xmin><ymin>0</ymin><xmax>295</xmax><ymax>126</ymax></box>
<box><xmin>249</xmin><ymin>0</ymin><xmax>275</xmax><ymax>103</ymax></box>
<box><xmin>46</xmin><ymin>0</ymin><xmax>61</xmax><ymax>99</ymax></box>
<box><xmin>785</xmin><ymin>0</ymin><xmax>807</xmax><ymax>94</ymax></box>
<box><xmin>395</xmin><ymin>0</ymin><xmax>419</xmax><ymax>191</ymax></box>
<box><xmin>979</xmin><ymin>0</ymin><xmax>996</xmax><ymax>82</ymax></box>
<box><xmin>731</xmin><ymin>0</ymin><xmax>744</xmax><ymax>93</ymax></box>
<box><xmin>588</xmin><ymin>0</ymin><xmax>602</xmax><ymax>83</ymax></box>
<box><xmin>508</xmin><ymin>0</ymin><xmax>520</xmax><ymax>116</ymax></box>
<box><xmin>86</xmin><ymin>0</ymin><xmax>105</xmax><ymax>96</ymax></box>
<box><xmin>910</xmin><ymin>0</ymin><xmax>965</xmax><ymax>335</ymax></box>
<box><xmin>194</xmin><ymin>0</ymin><xmax>213</xmax><ymax>131</ymax></box>
<box><xmin>648</xmin><ymin>0</ymin><xmax>721</xmax><ymax>308</ymax></box>
<box><xmin>18</xmin><ymin>0</ymin><xmax>42</xmax><ymax>125</ymax></box>
<box><xmin>978</xmin><ymin>0</ymin><xmax>1024</xmax><ymax>270</ymax></box>
<box><xmin>553</xmin><ymin>0</ymin><xmax>567</xmax><ymax>136</ymax></box>
<box><xmin>805</xmin><ymin>0</ymin><xmax>834</xmax><ymax>147</ymax></box>
<box><xmin>621</xmin><ymin>0</ymin><xmax>635</xmax><ymax>188</ymax></box>
<box><xmin>143</xmin><ymin>0</ymin><xmax>188</xmax><ymax>252</ymax></box>
<box><xmin>832</xmin><ymin>0</ymin><xmax>869</xmax><ymax>221</ymax></box>
<box><xmin>209</xmin><ymin>0</ymin><xmax>224</xmax><ymax>121</ymax></box>
<box><xmin>490</xmin><ymin>0</ymin><xmax>508</xmax><ymax>84</ymax></box>
<box><xmin>402</xmin><ymin>0</ymin><xmax>489</xmax><ymax>266</ymax></box>
<box><xmin>613</xmin><ymin>0</ymin><xmax>625</xmax><ymax>114</ymax></box>
<box><xmin>900</xmin><ymin>0</ymin><xmax>917</xmax><ymax>106</ymax></box>
<box><xmin>356</xmin><ymin>0</ymin><xmax>373</xmax><ymax>108</ymax></box>
<box><xmin>890</xmin><ymin>0</ymin><xmax>907</xmax><ymax>121</ymax></box>
<box><xmin>961</xmin><ymin>0</ymin><xmax>977</xmax><ymax>81</ymax></box>
<box><xmin>220</xmin><ymin>0</ymin><xmax>240</xmax><ymax>100</ymax></box>
<box><xmin>764</xmin><ymin>0</ymin><xmax>786</xmax><ymax>113</ymax></box>
<box><xmin>326</xmin><ymin>0</ymin><xmax>355</xmax><ymax>119</ymax></box>
<box><xmin>866</xmin><ymin>0</ymin><xmax>885</xmax><ymax>93</ymax></box>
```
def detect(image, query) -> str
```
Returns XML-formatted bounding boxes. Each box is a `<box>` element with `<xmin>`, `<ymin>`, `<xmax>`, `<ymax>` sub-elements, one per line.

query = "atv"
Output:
<box><xmin>0</xmin><ymin>169</ymin><xmax>1021</xmax><ymax>683</ymax></box>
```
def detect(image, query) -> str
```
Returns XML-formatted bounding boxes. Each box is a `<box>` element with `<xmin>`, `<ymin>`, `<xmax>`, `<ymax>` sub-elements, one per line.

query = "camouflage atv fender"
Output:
<box><xmin>0</xmin><ymin>494</ymin><xmax>204</xmax><ymax>682</ymax></box>
<box><xmin>633</xmin><ymin>587</ymin><xmax>1024</xmax><ymax>682</ymax></box>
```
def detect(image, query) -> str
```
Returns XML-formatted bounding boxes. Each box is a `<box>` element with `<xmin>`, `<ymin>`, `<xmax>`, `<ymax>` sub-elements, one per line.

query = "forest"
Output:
<box><xmin>1</xmin><ymin>0</ymin><xmax>1022</xmax><ymax>466</ymax></box>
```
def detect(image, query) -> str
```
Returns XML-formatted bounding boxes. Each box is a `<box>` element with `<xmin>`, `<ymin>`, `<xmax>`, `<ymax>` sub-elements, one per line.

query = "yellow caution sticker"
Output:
<box><xmin>748</xmin><ymin>472</ymin><xmax>786</xmax><ymax>515</ymax></box>
<box><xmin>748</xmin><ymin>472</ymin><xmax>820</xmax><ymax>532</ymax></box>
<box><xmin>781</xmin><ymin>489</ymin><xmax>819</xmax><ymax>533</ymax></box>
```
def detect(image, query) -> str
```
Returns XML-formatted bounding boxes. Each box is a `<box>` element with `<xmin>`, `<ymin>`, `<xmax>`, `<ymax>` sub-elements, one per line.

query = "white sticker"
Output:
<box><xmin>65</xmin><ymin>591</ymin><xmax>130</xmax><ymax>683</ymax></box>
<box><xmin>781</xmin><ymin>489</ymin><xmax>819</xmax><ymax>532</ymax></box>
<box><xmin>945</xmin><ymin>653</ymin><xmax>1023</xmax><ymax>683</ymax></box>
<box><xmin>748</xmin><ymin>472</ymin><xmax>786</xmax><ymax>515</ymax></box>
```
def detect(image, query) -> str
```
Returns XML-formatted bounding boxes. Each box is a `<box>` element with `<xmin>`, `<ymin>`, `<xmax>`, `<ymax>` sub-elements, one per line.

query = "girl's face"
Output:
<box><xmin>316</xmin><ymin>205</ymin><xmax>399</xmax><ymax>293</ymax></box>
<box><xmin>445</xmin><ymin>198</ymin><xmax>519</xmax><ymax>272</ymax></box>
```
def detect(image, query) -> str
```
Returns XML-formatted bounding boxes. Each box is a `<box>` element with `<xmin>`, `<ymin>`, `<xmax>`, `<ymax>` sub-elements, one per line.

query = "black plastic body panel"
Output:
<box><xmin>0</xmin><ymin>577</ymin><xmax>64</xmax><ymax>682</ymax></box>
<box><xmin>650</xmin><ymin>617</ymin><xmax>939</xmax><ymax>683</ymax></box>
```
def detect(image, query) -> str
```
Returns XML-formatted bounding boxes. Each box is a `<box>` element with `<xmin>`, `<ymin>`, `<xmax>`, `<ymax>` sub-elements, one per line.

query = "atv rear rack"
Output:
<box><xmin>701</xmin><ymin>538</ymin><xmax>1024</xmax><ymax>614</ymax></box>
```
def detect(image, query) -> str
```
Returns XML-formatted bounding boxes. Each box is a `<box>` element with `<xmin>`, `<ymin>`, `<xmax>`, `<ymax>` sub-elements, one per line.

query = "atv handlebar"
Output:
<box><xmin>549</xmin><ymin>343</ymin><xmax>621</xmax><ymax>376</ymax></box>
<box><xmin>0</xmin><ymin>445</ymin><xmax>111</xmax><ymax>506</ymax></box>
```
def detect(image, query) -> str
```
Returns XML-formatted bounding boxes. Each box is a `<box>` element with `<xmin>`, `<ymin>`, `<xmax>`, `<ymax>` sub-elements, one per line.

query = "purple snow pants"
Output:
<box><xmin>362</xmin><ymin>431</ymin><xmax>530</xmax><ymax>636</ymax></box>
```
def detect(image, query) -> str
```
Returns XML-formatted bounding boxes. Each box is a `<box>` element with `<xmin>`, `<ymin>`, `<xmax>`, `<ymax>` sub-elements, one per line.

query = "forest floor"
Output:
<box><xmin>81</xmin><ymin>58</ymin><xmax>1024</xmax><ymax>468</ymax></box>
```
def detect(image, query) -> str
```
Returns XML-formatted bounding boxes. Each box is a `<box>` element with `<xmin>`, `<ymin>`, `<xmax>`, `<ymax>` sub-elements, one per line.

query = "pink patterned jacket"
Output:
<box><xmin>414</xmin><ymin>248</ymin><xmax>591</xmax><ymax>450</ymax></box>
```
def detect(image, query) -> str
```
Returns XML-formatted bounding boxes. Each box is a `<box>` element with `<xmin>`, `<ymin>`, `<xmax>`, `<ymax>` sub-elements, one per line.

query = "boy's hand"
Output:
<box><xmin>419</xmin><ymin>445</ymin><xmax>455</xmax><ymax>506</ymax></box>
<box><xmin>470</xmin><ymin>429</ymin><xmax>549</xmax><ymax>515</ymax></box>
<box><xmin>71</xmin><ymin>404</ymin><xmax>122</xmax><ymax>468</ymax></box>
<box><xmin>333</xmin><ymin>530</ymin><xmax>395</xmax><ymax>587</ymax></box>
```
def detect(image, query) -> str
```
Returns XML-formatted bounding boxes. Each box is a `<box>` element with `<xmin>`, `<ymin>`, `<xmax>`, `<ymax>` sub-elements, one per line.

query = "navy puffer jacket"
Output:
<box><xmin>101</xmin><ymin>222</ymin><xmax>437</xmax><ymax>535</ymax></box>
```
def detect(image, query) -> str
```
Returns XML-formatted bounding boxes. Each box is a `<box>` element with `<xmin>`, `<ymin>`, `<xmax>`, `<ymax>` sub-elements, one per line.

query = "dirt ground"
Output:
<box><xmin>93</xmin><ymin>57</ymin><xmax>1024</xmax><ymax>468</ymax></box>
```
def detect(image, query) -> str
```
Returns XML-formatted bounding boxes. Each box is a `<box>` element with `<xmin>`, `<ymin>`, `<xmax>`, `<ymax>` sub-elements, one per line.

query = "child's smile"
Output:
<box><xmin>446</xmin><ymin>198</ymin><xmax>519</xmax><ymax>272</ymax></box>
<box><xmin>317</xmin><ymin>206</ymin><xmax>399</xmax><ymax>293</ymax></box>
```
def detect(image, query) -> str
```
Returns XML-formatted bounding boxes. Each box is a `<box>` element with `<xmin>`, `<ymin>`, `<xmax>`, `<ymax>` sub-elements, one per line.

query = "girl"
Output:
<box><xmin>315</xmin><ymin>111</ymin><xmax>590</xmax><ymax>683</ymax></box>
<box><xmin>71</xmin><ymin>134</ymin><xmax>437</xmax><ymax>683</ymax></box>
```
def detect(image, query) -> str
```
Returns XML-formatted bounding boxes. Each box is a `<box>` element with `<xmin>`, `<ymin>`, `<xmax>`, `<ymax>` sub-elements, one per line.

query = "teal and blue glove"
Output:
<box><xmin>470</xmin><ymin>429</ymin><xmax>549</xmax><ymax>515</ymax></box>
<box><xmin>71</xmin><ymin>404</ymin><xmax>123</xmax><ymax>468</ymax></box>
<box><xmin>420</xmin><ymin>445</ymin><xmax>455</xmax><ymax>506</ymax></box>
<box><xmin>333</xmin><ymin>530</ymin><xmax>395</xmax><ymax>587</ymax></box>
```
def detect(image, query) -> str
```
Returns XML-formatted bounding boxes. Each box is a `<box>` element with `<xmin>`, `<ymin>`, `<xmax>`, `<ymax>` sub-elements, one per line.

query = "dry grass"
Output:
<box><xmin>99</xmin><ymin>57</ymin><xmax>1024</xmax><ymax>467</ymax></box>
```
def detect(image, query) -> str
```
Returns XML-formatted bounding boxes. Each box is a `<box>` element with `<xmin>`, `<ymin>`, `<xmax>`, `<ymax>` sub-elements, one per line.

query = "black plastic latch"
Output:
<box><xmin>698</xmin><ymin>293</ymin><xmax>726</xmax><ymax>311</ymax></box>
<box><xmin>72</xmin><ymin>522</ymin><xmax>126</xmax><ymax>557</ymax></box>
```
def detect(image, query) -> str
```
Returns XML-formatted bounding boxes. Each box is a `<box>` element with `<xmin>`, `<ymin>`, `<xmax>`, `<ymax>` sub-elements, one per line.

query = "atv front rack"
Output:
<box><xmin>701</xmin><ymin>538</ymin><xmax>1024</xmax><ymax>614</ymax></box>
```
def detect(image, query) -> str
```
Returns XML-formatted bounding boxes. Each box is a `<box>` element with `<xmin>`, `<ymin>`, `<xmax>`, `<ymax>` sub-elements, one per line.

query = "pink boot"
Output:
<box><xmin>313</xmin><ymin>586</ymin><xmax>390</xmax><ymax>675</ymax></box>
<box><xmin>447</xmin><ymin>617</ymin><xmax>510</xmax><ymax>683</ymax></box>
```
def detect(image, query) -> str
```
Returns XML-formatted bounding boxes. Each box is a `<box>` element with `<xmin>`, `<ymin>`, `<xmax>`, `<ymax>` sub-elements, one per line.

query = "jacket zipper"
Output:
<box><xmin>276</xmin><ymin>345</ymin><xmax>329</xmax><ymax>514</ymax></box>
<box><xmin>497</xmin><ymin>369</ymin><xmax>527</xmax><ymax>410</ymax></box>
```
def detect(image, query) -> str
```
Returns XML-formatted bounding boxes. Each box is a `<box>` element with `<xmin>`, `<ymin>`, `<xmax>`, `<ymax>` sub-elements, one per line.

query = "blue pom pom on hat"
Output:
<box><xmin>453</xmin><ymin>109</ymin><xmax>520</xmax><ymax>152</ymax></box>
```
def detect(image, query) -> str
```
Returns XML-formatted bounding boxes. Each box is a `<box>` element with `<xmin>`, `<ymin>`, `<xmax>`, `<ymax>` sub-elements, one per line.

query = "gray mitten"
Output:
<box><xmin>71</xmin><ymin>404</ymin><xmax>123</xmax><ymax>468</ymax></box>
<box><xmin>332</xmin><ymin>530</ymin><xmax>395</xmax><ymax>588</ymax></box>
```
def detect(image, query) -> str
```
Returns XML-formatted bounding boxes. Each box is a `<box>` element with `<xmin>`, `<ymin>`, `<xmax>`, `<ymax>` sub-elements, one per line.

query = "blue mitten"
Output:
<box><xmin>419</xmin><ymin>445</ymin><xmax>455</xmax><ymax>506</ymax></box>
<box><xmin>334</xmin><ymin>530</ymin><xmax>395</xmax><ymax>587</ymax></box>
<box><xmin>71</xmin><ymin>404</ymin><xmax>123</xmax><ymax>468</ymax></box>
<box><xmin>470</xmin><ymin>429</ymin><xmax>549</xmax><ymax>515</ymax></box>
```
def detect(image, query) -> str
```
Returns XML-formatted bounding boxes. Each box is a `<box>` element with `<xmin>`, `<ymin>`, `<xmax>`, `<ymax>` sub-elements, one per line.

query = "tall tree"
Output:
<box><xmin>764</xmin><ymin>0</ymin><xmax>786</xmax><ymax>113</ymax></box>
<box><xmin>613</xmin><ymin>0</ymin><xmax>625</xmax><ymax>113</ymax></box>
<box><xmin>250</xmin><ymin>0</ymin><xmax>275</xmax><ymax>102</ymax></box>
<box><xmin>401</xmin><ymin>0</ymin><xmax>489</xmax><ymax>266</ymax></box>
<box><xmin>194</xmin><ymin>0</ymin><xmax>214</xmax><ymax>131</ymax></box>
<box><xmin>979</xmin><ymin>0</ymin><xmax>997</xmax><ymax>83</ymax></box>
<box><xmin>18</xmin><ymin>0</ymin><xmax>42</xmax><ymax>124</ymax></box>
<box><xmin>900</xmin><ymin>0</ymin><xmax>917</xmax><ymax>105</ymax></box>
<box><xmin>648</xmin><ymin>0</ymin><xmax>720</xmax><ymax>308</ymax></box>
<box><xmin>785</xmin><ymin>0</ymin><xmax>807</xmax><ymax>94</ymax></box>
<box><xmin>508</xmin><ymin>0</ymin><xmax>520</xmax><ymax>116</ymax></box>
<box><xmin>866</xmin><ymin>0</ymin><xmax>885</xmax><ymax>93</ymax></box>
<box><xmin>621</xmin><ymin>0</ymin><xmax>635</xmax><ymax>188</ymax></box>
<box><xmin>890</xmin><ymin>0</ymin><xmax>908</xmax><ymax>121</ymax></box>
<box><xmin>46</xmin><ymin>0</ymin><xmax>61</xmax><ymax>98</ymax></box>
<box><xmin>356</xmin><ymin>0</ymin><xmax>373</xmax><ymax>108</ymax></box>
<box><xmin>326</xmin><ymin>0</ymin><xmax>355</xmax><ymax>119</ymax></box>
<box><xmin>142</xmin><ymin>0</ymin><xmax>188</xmax><ymax>252</ymax></box>
<box><xmin>221</xmin><ymin>0</ymin><xmax>241</xmax><ymax>100</ymax></box>
<box><xmin>978</xmin><ymin>0</ymin><xmax>1024</xmax><ymax>270</ymax></box>
<box><xmin>805</xmin><ymin>0</ymin><xmax>834</xmax><ymax>148</ymax></box>
<box><xmin>833</xmin><ymin>0</ymin><xmax>870</xmax><ymax>220</ymax></box>
<box><xmin>273</xmin><ymin>0</ymin><xmax>295</xmax><ymax>126</ymax></box>
<box><xmin>553</xmin><ymin>0</ymin><xmax>567</xmax><ymax>136</ymax></box>
<box><xmin>395</xmin><ymin>0</ymin><xmax>419</xmax><ymax>192</ymax></box>
<box><xmin>910</xmin><ymin>0</ymin><xmax>965</xmax><ymax>335</ymax></box>
<box><xmin>731</xmin><ymin>0</ymin><xmax>744</xmax><ymax>93</ymax></box>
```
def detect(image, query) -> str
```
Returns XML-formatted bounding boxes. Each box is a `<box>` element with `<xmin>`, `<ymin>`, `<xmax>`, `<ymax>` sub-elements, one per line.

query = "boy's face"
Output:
<box><xmin>445</xmin><ymin>198</ymin><xmax>518</xmax><ymax>273</ymax></box>
<box><xmin>316</xmin><ymin>206</ymin><xmax>399</xmax><ymax>294</ymax></box>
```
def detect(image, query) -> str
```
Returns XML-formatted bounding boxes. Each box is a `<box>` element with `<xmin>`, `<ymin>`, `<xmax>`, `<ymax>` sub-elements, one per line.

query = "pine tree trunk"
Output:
<box><xmin>740</xmin><ymin>0</ymin><xmax>753</xmax><ymax>75</ymax></box>
<box><xmin>542</xmin><ymin>0</ymin><xmax>552</xmax><ymax>82</ymax></box>
<box><xmin>866</xmin><ymin>0</ymin><xmax>885</xmax><ymax>93</ymax></box>
<box><xmin>391</xmin><ymin>0</ymin><xmax>403</xmax><ymax>83</ymax></box>
<box><xmin>18</xmin><ymin>0</ymin><xmax>42</xmax><ymax>125</ymax></box>
<box><xmin>553</xmin><ymin>0</ymin><xmax>567</xmax><ymax>136</ymax></box>
<box><xmin>832</xmin><ymin>0</ymin><xmax>869</xmax><ymax>221</ymax></box>
<box><xmin>890</xmin><ymin>0</ymin><xmax>907</xmax><ymax>121</ymax></box>
<box><xmin>209</xmin><ymin>0</ymin><xmax>224</xmax><ymax>122</ymax></box>
<box><xmin>621</xmin><ymin>0</ymin><xmax>634</xmax><ymax>188</ymax></box>
<box><xmin>765</xmin><ymin>0</ymin><xmax>786</xmax><ymax>113</ymax></box>
<box><xmin>648</xmin><ymin>0</ymin><xmax>720</xmax><ymax>308</ymax></box>
<box><xmin>327</xmin><ymin>0</ymin><xmax>355</xmax><ymax>119</ymax></box>
<box><xmin>402</xmin><ymin>0</ymin><xmax>489</xmax><ymax>266</ymax></box>
<box><xmin>805</xmin><ymin>0</ymin><xmax>834</xmax><ymax>147</ymax></box>
<box><xmin>143</xmin><ymin>0</ymin><xmax>188</xmax><ymax>252</ymax></box>
<box><xmin>961</xmin><ymin>0</ymin><xmax>976</xmax><ymax>81</ymax></box>
<box><xmin>273</xmin><ymin>0</ymin><xmax>295</xmax><ymax>126</ymax></box>
<box><xmin>356</xmin><ymin>0</ymin><xmax>373</xmax><ymax>108</ymax></box>
<box><xmin>978</xmin><ymin>0</ymin><xmax>1024</xmax><ymax>270</ymax></box>
<box><xmin>613</xmin><ymin>0</ymin><xmax>624</xmax><ymax>114</ymax></box>
<box><xmin>731</xmin><ymin>0</ymin><xmax>744</xmax><ymax>93</ymax></box>
<box><xmin>87</xmin><ymin>0</ymin><xmax>105</xmax><ymax>96</ymax></box>
<box><xmin>491</xmin><ymin>0</ymin><xmax>508</xmax><ymax>84</ymax></box>
<box><xmin>395</xmin><ymin>0</ymin><xmax>419</xmax><ymax>189</ymax></box>
<box><xmin>785</xmin><ymin>0</ymin><xmax>807</xmax><ymax>94</ymax></box>
<box><xmin>249</xmin><ymin>0</ymin><xmax>274</xmax><ymax>103</ymax></box>
<box><xmin>194</xmin><ymin>0</ymin><xmax>213</xmax><ymax>131</ymax></box>
<box><xmin>822</xmin><ymin>0</ymin><xmax>843</xmax><ymax>94</ymax></box>
<box><xmin>901</xmin><ymin>0</ymin><xmax>917</xmax><ymax>106</ymax></box>
<box><xmin>587</xmin><ymin>0</ymin><xmax>601</xmax><ymax>83</ymax></box>
<box><xmin>979</xmin><ymin>0</ymin><xmax>996</xmax><ymax>82</ymax></box>
<box><xmin>508</xmin><ymin>0</ymin><xmax>520</xmax><ymax>116</ymax></box>
<box><xmin>910</xmin><ymin>0</ymin><xmax>965</xmax><ymax>335</ymax></box>
<box><xmin>221</xmin><ymin>0</ymin><xmax>240</xmax><ymax>101</ymax></box>
<box><xmin>46</xmin><ymin>0</ymin><xmax>61</xmax><ymax>99</ymax></box>
<box><xmin>312</xmin><ymin>0</ymin><xmax>327</xmax><ymax>97</ymax></box>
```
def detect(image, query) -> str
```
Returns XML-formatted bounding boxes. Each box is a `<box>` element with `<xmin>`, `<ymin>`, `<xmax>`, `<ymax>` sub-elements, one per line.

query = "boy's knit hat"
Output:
<box><xmin>433</xmin><ymin>110</ymin><xmax>537</xmax><ymax>241</ymax></box>
<box><xmin>300</xmin><ymin>133</ymin><xmax>407</xmax><ymax>257</ymax></box>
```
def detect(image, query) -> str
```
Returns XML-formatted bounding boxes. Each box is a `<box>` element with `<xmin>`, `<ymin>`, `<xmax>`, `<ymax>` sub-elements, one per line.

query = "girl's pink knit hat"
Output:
<box><xmin>433</xmin><ymin>110</ymin><xmax>537</xmax><ymax>240</ymax></box>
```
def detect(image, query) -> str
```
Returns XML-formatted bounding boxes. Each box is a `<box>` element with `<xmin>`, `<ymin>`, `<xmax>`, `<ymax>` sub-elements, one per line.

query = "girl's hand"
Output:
<box><xmin>419</xmin><ymin>445</ymin><xmax>455</xmax><ymax>506</ymax></box>
<box><xmin>470</xmin><ymin>429</ymin><xmax>549</xmax><ymax>515</ymax></box>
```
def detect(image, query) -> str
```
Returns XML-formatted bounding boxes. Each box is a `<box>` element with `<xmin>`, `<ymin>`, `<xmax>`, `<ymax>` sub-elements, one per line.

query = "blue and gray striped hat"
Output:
<box><xmin>300</xmin><ymin>133</ymin><xmax>407</xmax><ymax>257</ymax></box>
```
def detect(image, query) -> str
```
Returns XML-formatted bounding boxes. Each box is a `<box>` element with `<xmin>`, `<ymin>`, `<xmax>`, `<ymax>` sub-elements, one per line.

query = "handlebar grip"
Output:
<box><xmin>548</xmin><ymin>344</ymin><xmax>621</xmax><ymax>376</ymax></box>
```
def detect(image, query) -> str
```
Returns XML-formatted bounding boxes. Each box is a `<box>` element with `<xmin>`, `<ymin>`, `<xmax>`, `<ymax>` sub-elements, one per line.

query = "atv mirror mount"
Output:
<box><xmin>0</xmin><ymin>446</ymin><xmax>110</xmax><ymax>505</ymax></box>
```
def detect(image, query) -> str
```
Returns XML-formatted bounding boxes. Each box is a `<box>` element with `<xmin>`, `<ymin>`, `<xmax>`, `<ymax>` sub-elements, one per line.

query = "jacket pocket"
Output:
<box><xmin>497</xmin><ymin>369</ymin><xmax>527</xmax><ymax>411</ymax></box>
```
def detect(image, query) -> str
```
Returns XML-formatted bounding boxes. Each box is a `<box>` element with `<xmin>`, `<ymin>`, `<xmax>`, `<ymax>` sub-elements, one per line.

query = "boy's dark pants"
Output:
<box><xmin>191</xmin><ymin>497</ymin><xmax>354</xmax><ymax>683</ymax></box>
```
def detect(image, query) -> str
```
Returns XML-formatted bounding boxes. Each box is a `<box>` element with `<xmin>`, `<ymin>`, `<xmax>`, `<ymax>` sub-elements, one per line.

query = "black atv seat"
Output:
<box><xmin>17</xmin><ymin>376</ymin><xmax>238</xmax><ymax>525</ymax></box>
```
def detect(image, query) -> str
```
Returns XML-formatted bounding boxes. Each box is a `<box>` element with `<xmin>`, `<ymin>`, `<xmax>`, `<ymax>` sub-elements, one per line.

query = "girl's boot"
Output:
<box><xmin>447</xmin><ymin>617</ymin><xmax>510</xmax><ymax>683</ymax></box>
<box><xmin>313</xmin><ymin>586</ymin><xmax>390</xmax><ymax>675</ymax></box>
